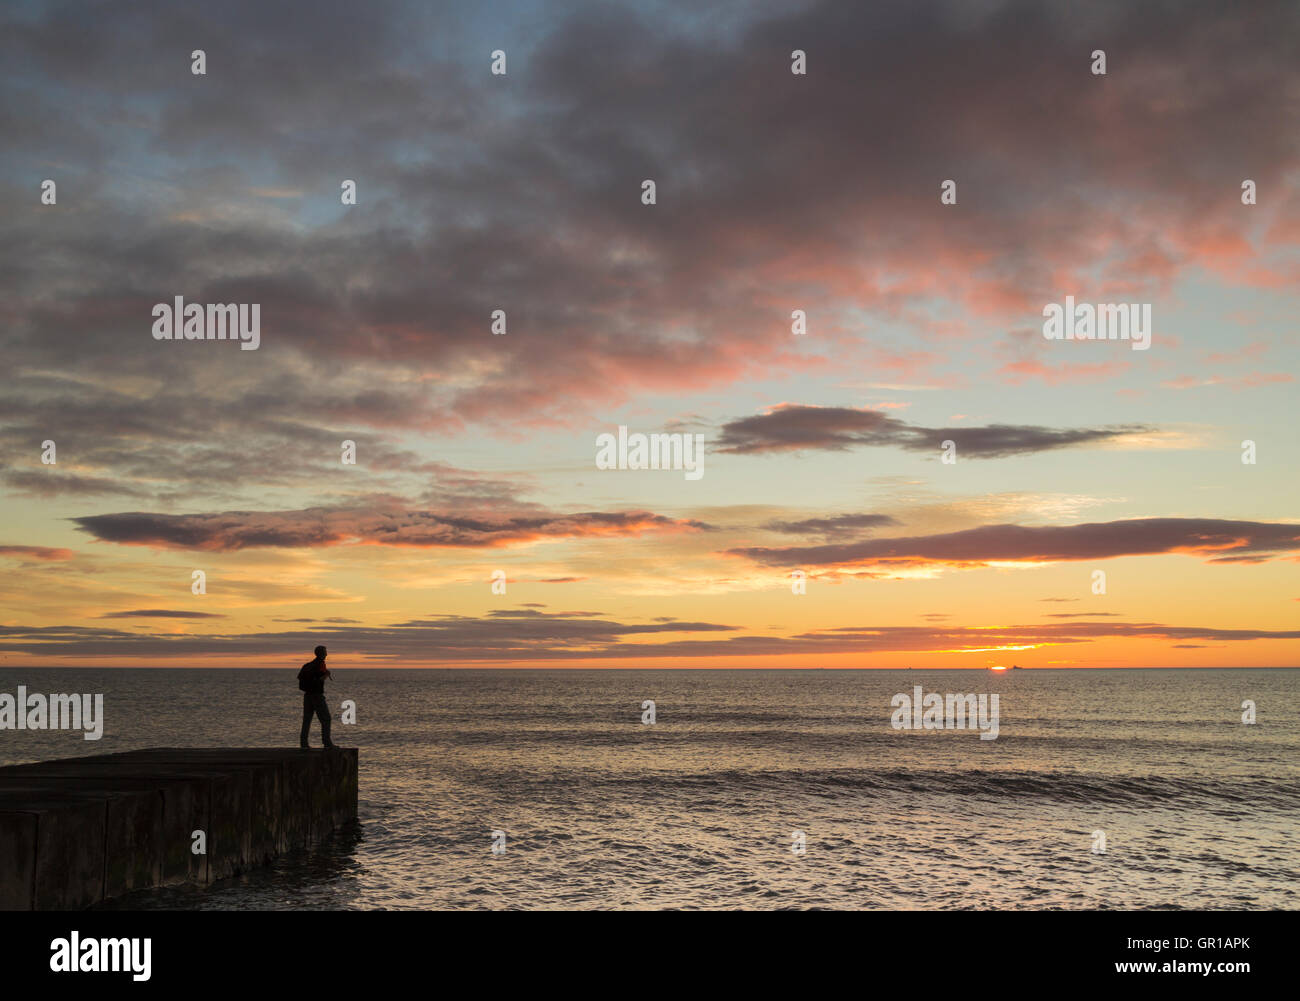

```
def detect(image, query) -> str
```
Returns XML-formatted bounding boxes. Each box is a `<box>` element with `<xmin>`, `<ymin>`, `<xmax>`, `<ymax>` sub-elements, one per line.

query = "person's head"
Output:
<box><xmin>314</xmin><ymin>645</ymin><xmax>327</xmax><ymax>661</ymax></box>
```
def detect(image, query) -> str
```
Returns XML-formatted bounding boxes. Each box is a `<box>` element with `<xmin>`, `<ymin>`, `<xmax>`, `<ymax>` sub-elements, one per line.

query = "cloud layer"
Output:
<box><xmin>0</xmin><ymin>610</ymin><xmax>1294</xmax><ymax>661</ymax></box>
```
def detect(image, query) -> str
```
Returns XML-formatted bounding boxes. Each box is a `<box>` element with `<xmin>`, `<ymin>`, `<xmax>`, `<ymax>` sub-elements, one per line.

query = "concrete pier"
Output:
<box><xmin>0</xmin><ymin>747</ymin><xmax>357</xmax><ymax>910</ymax></box>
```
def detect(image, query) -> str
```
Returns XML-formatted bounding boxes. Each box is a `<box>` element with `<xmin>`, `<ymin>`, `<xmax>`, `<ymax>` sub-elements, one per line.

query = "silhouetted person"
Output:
<box><xmin>298</xmin><ymin>645</ymin><xmax>336</xmax><ymax>749</ymax></box>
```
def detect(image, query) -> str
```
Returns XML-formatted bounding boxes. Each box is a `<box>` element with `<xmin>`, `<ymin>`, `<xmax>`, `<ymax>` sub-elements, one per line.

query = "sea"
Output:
<box><xmin>1</xmin><ymin>667</ymin><xmax>1296</xmax><ymax>910</ymax></box>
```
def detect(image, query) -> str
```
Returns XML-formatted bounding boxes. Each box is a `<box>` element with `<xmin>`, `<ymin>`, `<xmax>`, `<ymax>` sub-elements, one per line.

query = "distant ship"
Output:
<box><xmin>1012</xmin><ymin>664</ymin><xmax>1023</xmax><ymax>669</ymax></box>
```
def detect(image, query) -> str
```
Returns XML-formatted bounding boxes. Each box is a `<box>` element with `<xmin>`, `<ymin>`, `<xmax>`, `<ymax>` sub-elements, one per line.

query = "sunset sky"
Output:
<box><xmin>2</xmin><ymin>0</ymin><xmax>1297</xmax><ymax>668</ymax></box>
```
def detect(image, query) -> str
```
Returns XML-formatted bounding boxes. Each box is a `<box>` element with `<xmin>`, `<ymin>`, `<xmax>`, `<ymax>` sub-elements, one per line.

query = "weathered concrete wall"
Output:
<box><xmin>0</xmin><ymin>747</ymin><xmax>357</xmax><ymax>910</ymax></box>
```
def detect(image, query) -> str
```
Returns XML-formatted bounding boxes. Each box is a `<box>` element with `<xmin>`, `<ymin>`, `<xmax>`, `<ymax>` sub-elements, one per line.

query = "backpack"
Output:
<box><xmin>297</xmin><ymin>661</ymin><xmax>315</xmax><ymax>692</ymax></box>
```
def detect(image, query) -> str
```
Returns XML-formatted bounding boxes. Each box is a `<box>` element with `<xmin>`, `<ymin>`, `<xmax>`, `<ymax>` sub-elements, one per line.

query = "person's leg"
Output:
<box><xmin>315</xmin><ymin>694</ymin><xmax>334</xmax><ymax>747</ymax></box>
<box><xmin>300</xmin><ymin>693</ymin><xmax>314</xmax><ymax>748</ymax></box>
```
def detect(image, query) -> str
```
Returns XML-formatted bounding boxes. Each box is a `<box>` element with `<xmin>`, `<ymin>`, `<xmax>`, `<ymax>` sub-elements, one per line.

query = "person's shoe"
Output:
<box><xmin>324</xmin><ymin>742</ymin><xmax>338</xmax><ymax>749</ymax></box>
<box><xmin>299</xmin><ymin>743</ymin><xmax>310</xmax><ymax>750</ymax></box>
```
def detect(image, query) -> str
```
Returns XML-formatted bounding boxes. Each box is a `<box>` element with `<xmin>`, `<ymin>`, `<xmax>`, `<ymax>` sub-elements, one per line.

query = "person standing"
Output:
<box><xmin>298</xmin><ymin>645</ymin><xmax>336</xmax><ymax>748</ymax></box>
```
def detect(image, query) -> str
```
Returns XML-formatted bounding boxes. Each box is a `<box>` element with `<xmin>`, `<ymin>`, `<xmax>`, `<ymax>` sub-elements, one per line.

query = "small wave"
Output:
<box><xmin>448</xmin><ymin>765</ymin><xmax>1300</xmax><ymax>812</ymax></box>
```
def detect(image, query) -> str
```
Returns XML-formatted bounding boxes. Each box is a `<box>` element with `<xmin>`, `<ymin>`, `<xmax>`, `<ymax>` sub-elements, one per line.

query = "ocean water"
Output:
<box><xmin>1</xmin><ymin>667</ymin><xmax>1296</xmax><ymax>910</ymax></box>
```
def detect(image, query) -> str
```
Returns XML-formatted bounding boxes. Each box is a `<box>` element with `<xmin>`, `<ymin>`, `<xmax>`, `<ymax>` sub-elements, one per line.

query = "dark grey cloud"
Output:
<box><xmin>98</xmin><ymin>609</ymin><xmax>226</xmax><ymax>619</ymax></box>
<box><xmin>718</xmin><ymin>405</ymin><xmax>1149</xmax><ymax>457</ymax></box>
<box><xmin>72</xmin><ymin>503</ymin><xmax>709</xmax><ymax>551</ymax></box>
<box><xmin>730</xmin><ymin>518</ymin><xmax>1300</xmax><ymax>568</ymax></box>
